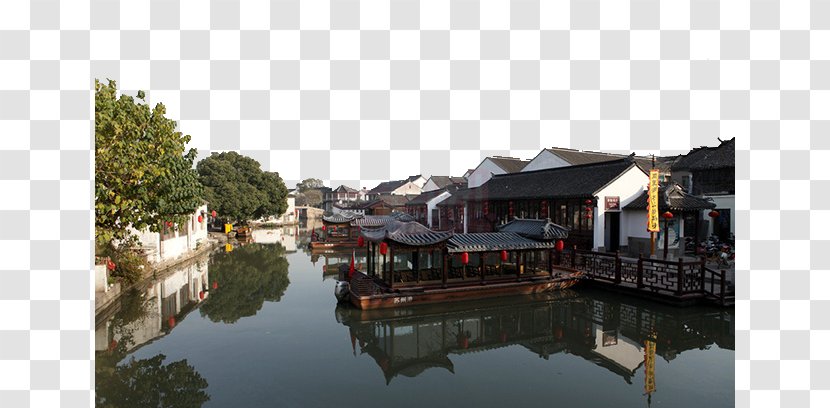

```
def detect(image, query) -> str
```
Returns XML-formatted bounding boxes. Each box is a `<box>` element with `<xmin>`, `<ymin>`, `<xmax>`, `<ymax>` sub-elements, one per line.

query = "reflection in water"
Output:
<box><xmin>95</xmin><ymin>256</ymin><xmax>212</xmax><ymax>408</ymax></box>
<box><xmin>335</xmin><ymin>289</ymin><xmax>734</xmax><ymax>388</ymax></box>
<box><xmin>199</xmin><ymin>243</ymin><xmax>290</xmax><ymax>323</ymax></box>
<box><xmin>96</xmin><ymin>354</ymin><xmax>209</xmax><ymax>408</ymax></box>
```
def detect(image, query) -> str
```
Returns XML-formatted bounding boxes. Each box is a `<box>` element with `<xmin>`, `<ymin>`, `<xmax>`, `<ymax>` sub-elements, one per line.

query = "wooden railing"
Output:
<box><xmin>560</xmin><ymin>246</ymin><xmax>733</xmax><ymax>304</ymax></box>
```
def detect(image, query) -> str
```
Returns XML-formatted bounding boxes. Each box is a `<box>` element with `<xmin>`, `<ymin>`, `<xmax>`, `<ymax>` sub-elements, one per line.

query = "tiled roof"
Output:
<box><xmin>467</xmin><ymin>158</ymin><xmax>644</xmax><ymax>201</ymax></box>
<box><xmin>671</xmin><ymin>138</ymin><xmax>735</xmax><ymax>171</ymax></box>
<box><xmin>497</xmin><ymin>218</ymin><xmax>569</xmax><ymax>240</ymax></box>
<box><xmin>360</xmin><ymin>220</ymin><xmax>453</xmax><ymax>246</ymax></box>
<box><xmin>624</xmin><ymin>183</ymin><xmax>716</xmax><ymax>211</ymax></box>
<box><xmin>322</xmin><ymin>213</ymin><xmax>360</xmax><ymax>224</ymax></box>
<box><xmin>488</xmin><ymin>156</ymin><xmax>530</xmax><ymax>173</ymax></box>
<box><xmin>428</xmin><ymin>176</ymin><xmax>467</xmax><ymax>189</ymax></box>
<box><xmin>379</xmin><ymin>195</ymin><xmax>412</xmax><ymax>207</ymax></box>
<box><xmin>405</xmin><ymin>188</ymin><xmax>449</xmax><ymax>205</ymax></box>
<box><xmin>544</xmin><ymin>148</ymin><xmax>672</xmax><ymax>173</ymax></box>
<box><xmin>447</xmin><ymin>232</ymin><xmax>556</xmax><ymax>253</ymax></box>
<box><xmin>349</xmin><ymin>213</ymin><xmax>415</xmax><ymax>227</ymax></box>
<box><xmin>332</xmin><ymin>185</ymin><xmax>359</xmax><ymax>193</ymax></box>
<box><xmin>368</xmin><ymin>180</ymin><xmax>409</xmax><ymax>194</ymax></box>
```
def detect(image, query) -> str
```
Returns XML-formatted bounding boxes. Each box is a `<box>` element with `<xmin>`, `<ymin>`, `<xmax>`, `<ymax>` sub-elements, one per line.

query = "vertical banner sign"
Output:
<box><xmin>647</xmin><ymin>170</ymin><xmax>660</xmax><ymax>232</ymax></box>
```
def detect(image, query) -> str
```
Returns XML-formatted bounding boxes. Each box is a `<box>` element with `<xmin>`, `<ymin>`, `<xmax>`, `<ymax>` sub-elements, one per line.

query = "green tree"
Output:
<box><xmin>296</xmin><ymin>178</ymin><xmax>324</xmax><ymax>192</ymax></box>
<box><xmin>196</xmin><ymin>152</ymin><xmax>288</xmax><ymax>224</ymax></box>
<box><xmin>295</xmin><ymin>189</ymin><xmax>323</xmax><ymax>207</ymax></box>
<box><xmin>199</xmin><ymin>244</ymin><xmax>290</xmax><ymax>324</ymax></box>
<box><xmin>95</xmin><ymin>79</ymin><xmax>204</xmax><ymax>246</ymax></box>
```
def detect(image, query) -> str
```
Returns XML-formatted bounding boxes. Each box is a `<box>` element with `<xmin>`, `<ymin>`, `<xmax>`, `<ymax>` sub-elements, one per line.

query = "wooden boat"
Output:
<box><xmin>308</xmin><ymin>212</ymin><xmax>416</xmax><ymax>250</ymax></box>
<box><xmin>337</xmin><ymin>219</ymin><xmax>583</xmax><ymax>310</ymax></box>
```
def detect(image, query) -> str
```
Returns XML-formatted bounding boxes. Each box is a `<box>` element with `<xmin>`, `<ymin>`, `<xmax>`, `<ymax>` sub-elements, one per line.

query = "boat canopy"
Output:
<box><xmin>322</xmin><ymin>212</ymin><xmax>360</xmax><ymax>224</ymax></box>
<box><xmin>359</xmin><ymin>220</ymin><xmax>453</xmax><ymax>246</ymax></box>
<box><xmin>496</xmin><ymin>218</ymin><xmax>569</xmax><ymax>240</ymax></box>
<box><xmin>447</xmin><ymin>232</ymin><xmax>555</xmax><ymax>253</ymax></box>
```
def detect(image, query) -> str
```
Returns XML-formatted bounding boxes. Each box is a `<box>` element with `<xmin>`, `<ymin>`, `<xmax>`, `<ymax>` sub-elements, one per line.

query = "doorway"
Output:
<box><xmin>606</xmin><ymin>212</ymin><xmax>620</xmax><ymax>252</ymax></box>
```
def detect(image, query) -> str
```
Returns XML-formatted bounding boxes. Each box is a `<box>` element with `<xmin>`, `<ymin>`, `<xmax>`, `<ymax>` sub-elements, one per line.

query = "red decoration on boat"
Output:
<box><xmin>555</xmin><ymin>240</ymin><xmax>564</xmax><ymax>252</ymax></box>
<box><xmin>198</xmin><ymin>215</ymin><xmax>203</xmax><ymax>223</ymax></box>
<box><xmin>379</xmin><ymin>242</ymin><xmax>388</xmax><ymax>255</ymax></box>
<box><xmin>199</xmin><ymin>291</ymin><xmax>205</xmax><ymax>300</ymax></box>
<box><xmin>709</xmin><ymin>210</ymin><xmax>720</xmax><ymax>218</ymax></box>
<box><xmin>461</xmin><ymin>252</ymin><xmax>469</xmax><ymax>265</ymax></box>
<box><xmin>211</xmin><ymin>210</ymin><xmax>217</xmax><ymax>217</ymax></box>
<box><xmin>500</xmin><ymin>250</ymin><xmax>508</xmax><ymax>262</ymax></box>
<box><xmin>322</xmin><ymin>225</ymin><xmax>327</xmax><ymax>231</ymax></box>
<box><xmin>168</xmin><ymin>316</ymin><xmax>176</xmax><ymax>328</ymax></box>
<box><xmin>357</xmin><ymin>236</ymin><xmax>365</xmax><ymax>247</ymax></box>
<box><xmin>212</xmin><ymin>281</ymin><xmax>218</xmax><ymax>290</ymax></box>
<box><xmin>662</xmin><ymin>211</ymin><xmax>674</xmax><ymax>219</ymax></box>
<box><xmin>349</xmin><ymin>250</ymin><xmax>355</xmax><ymax>278</ymax></box>
<box><xmin>332</xmin><ymin>226</ymin><xmax>337</xmax><ymax>232</ymax></box>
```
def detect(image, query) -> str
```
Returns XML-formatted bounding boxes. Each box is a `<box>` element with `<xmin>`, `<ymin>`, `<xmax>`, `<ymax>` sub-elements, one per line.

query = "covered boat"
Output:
<box><xmin>337</xmin><ymin>219</ymin><xmax>583</xmax><ymax>309</ymax></box>
<box><xmin>310</xmin><ymin>212</ymin><xmax>417</xmax><ymax>250</ymax></box>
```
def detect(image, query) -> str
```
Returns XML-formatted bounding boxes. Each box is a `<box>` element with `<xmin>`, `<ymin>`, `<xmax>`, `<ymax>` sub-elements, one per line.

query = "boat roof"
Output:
<box><xmin>496</xmin><ymin>218</ymin><xmax>569</xmax><ymax>240</ymax></box>
<box><xmin>360</xmin><ymin>220</ymin><xmax>453</xmax><ymax>246</ymax></box>
<box><xmin>447</xmin><ymin>232</ymin><xmax>555</xmax><ymax>253</ymax></box>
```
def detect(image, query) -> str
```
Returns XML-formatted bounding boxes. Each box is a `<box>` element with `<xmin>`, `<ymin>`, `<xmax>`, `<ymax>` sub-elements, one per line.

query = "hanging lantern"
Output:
<box><xmin>662</xmin><ymin>211</ymin><xmax>674</xmax><ymax>219</ymax></box>
<box><xmin>332</xmin><ymin>225</ymin><xmax>337</xmax><ymax>232</ymax></box>
<box><xmin>555</xmin><ymin>240</ymin><xmax>564</xmax><ymax>252</ymax></box>
<box><xmin>168</xmin><ymin>316</ymin><xmax>176</xmax><ymax>328</ymax></box>
<box><xmin>461</xmin><ymin>252</ymin><xmax>469</xmax><ymax>265</ymax></box>
<box><xmin>322</xmin><ymin>225</ymin><xmax>327</xmax><ymax>231</ymax></box>
<box><xmin>166</xmin><ymin>221</ymin><xmax>173</xmax><ymax>228</ymax></box>
<box><xmin>357</xmin><ymin>235</ymin><xmax>365</xmax><ymax>247</ymax></box>
<box><xmin>212</xmin><ymin>281</ymin><xmax>218</xmax><ymax>290</ymax></box>
<box><xmin>379</xmin><ymin>242</ymin><xmax>388</xmax><ymax>255</ymax></box>
<box><xmin>199</xmin><ymin>291</ymin><xmax>205</xmax><ymax>300</ymax></box>
<box><xmin>198</xmin><ymin>215</ymin><xmax>203</xmax><ymax>223</ymax></box>
<box><xmin>211</xmin><ymin>210</ymin><xmax>217</xmax><ymax>217</ymax></box>
<box><xmin>709</xmin><ymin>210</ymin><xmax>720</xmax><ymax>218</ymax></box>
<box><xmin>106</xmin><ymin>259</ymin><xmax>116</xmax><ymax>271</ymax></box>
<box><xmin>586</xmin><ymin>214</ymin><xmax>592</xmax><ymax>219</ymax></box>
<box><xmin>500</xmin><ymin>250</ymin><xmax>508</xmax><ymax>262</ymax></box>
<box><xmin>585</xmin><ymin>199</ymin><xmax>592</xmax><ymax>205</ymax></box>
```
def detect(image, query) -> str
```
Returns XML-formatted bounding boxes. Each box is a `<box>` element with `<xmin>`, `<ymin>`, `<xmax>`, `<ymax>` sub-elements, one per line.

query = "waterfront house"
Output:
<box><xmin>366</xmin><ymin>175</ymin><xmax>424</xmax><ymax>201</ymax></box>
<box><xmin>670</xmin><ymin>138</ymin><xmax>735</xmax><ymax>240</ymax></box>
<box><xmin>467</xmin><ymin>156</ymin><xmax>531</xmax><ymax>188</ymax></box>
<box><xmin>405</xmin><ymin>186</ymin><xmax>457</xmax><ymax>228</ymax></box>
<box><xmin>422</xmin><ymin>176</ymin><xmax>467</xmax><ymax>192</ymax></box>
<box><xmin>323</xmin><ymin>184</ymin><xmax>361</xmax><ymax>212</ymax></box>
<box><xmin>133</xmin><ymin>203</ymin><xmax>210</xmax><ymax>264</ymax></box>
<box><xmin>452</xmin><ymin>157</ymin><xmax>649</xmax><ymax>252</ymax></box>
<box><xmin>522</xmin><ymin>147</ymin><xmax>673</xmax><ymax>182</ymax></box>
<box><xmin>360</xmin><ymin>194</ymin><xmax>414</xmax><ymax>216</ymax></box>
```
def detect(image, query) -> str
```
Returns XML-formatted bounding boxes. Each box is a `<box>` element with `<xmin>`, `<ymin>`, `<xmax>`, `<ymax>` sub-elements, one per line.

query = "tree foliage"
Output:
<box><xmin>199</xmin><ymin>243</ymin><xmax>290</xmax><ymax>324</ymax></box>
<box><xmin>294</xmin><ymin>189</ymin><xmax>322</xmax><ymax>207</ymax></box>
<box><xmin>196</xmin><ymin>152</ymin><xmax>288</xmax><ymax>224</ymax></box>
<box><xmin>95</xmin><ymin>79</ymin><xmax>204</xmax><ymax>246</ymax></box>
<box><xmin>296</xmin><ymin>178</ymin><xmax>324</xmax><ymax>192</ymax></box>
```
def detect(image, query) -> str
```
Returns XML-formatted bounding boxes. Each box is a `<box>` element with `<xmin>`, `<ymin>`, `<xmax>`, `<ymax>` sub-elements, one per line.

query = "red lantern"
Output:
<box><xmin>662</xmin><ymin>211</ymin><xmax>674</xmax><ymax>219</ymax></box>
<box><xmin>199</xmin><ymin>291</ymin><xmax>205</xmax><ymax>300</ymax></box>
<box><xmin>585</xmin><ymin>199</ymin><xmax>592</xmax><ymax>205</ymax></box>
<box><xmin>322</xmin><ymin>225</ymin><xmax>327</xmax><ymax>231</ymax></box>
<box><xmin>709</xmin><ymin>210</ymin><xmax>720</xmax><ymax>218</ymax></box>
<box><xmin>357</xmin><ymin>236</ymin><xmax>365</xmax><ymax>247</ymax></box>
<box><xmin>555</xmin><ymin>240</ymin><xmax>564</xmax><ymax>252</ymax></box>
<box><xmin>332</xmin><ymin>226</ymin><xmax>337</xmax><ymax>232</ymax></box>
<box><xmin>500</xmin><ymin>250</ymin><xmax>508</xmax><ymax>262</ymax></box>
<box><xmin>168</xmin><ymin>316</ymin><xmax>176</xmax><ymax>328</ymax></box>
<box><xmin>211</xmin><ymin>210</ymin><xmax>217</xmax><ymax>217</ymax></box>
<box><xmin>106</xmin><ymin>259</ymin><xmax>116</xmax><ymax>271</ymax></box>
<box><xmin>166</xmin><ymin>221</ymin><xmax>173</xmax><ymax>228</ymax></box>
<box><xmin>586</xmin><ymin>214</ymin><xmax>592</xmax><ymax>219</ymax></box>
<box><xmin>198</xmin><ymin>215</ymin><xmax>203</xmax><ymax>223</ymax></box>
<box><xmin>212</xmin><ymin>281</ymin><xmax>218</xmax><ymax>290</ymax></box>
<box><xmin>379</xmin><ymin>242</ymin><xmax>388</xmax><ymax>255</ymax></box>
<box><xmin>461</xmin><ymin>252</ymin><xmax>469</xmax><ymax>265</ymax></box>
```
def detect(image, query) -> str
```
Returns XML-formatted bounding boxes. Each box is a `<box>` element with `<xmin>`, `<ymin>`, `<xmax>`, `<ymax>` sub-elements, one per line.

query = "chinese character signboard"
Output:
<box><xmin>605</xmin><ymin>196</ymin><xmax>620</xmax><ymax>211</ymax></box>
<box><xmin>647</xmin><ymin>170</ymin><xmax>660</xmax><ymax>232</ymax></box>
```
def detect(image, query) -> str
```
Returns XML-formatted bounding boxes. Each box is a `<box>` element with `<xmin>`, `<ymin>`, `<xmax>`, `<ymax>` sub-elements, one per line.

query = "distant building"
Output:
<box><xmin>366</xmin><ymin>175</ymin><xmax>424</xmax><ymax>200</ymax></box>
<box><xmin>670</xmin><ymin>138</ymin><xmax>735</xmax><ymax>239</ymax></box>
<box><xmin>422</xmin><ymin>176</ymin><xmax>467</xmax><ymax>192</ymax></box>
<box><xmin>522</xmin><ymin>147</ymin><xmax>673</xmax><ymax>182</ymax></box>
<box><xmin>405</xmin><ymin>187</ymin><xmax>457</xmax><ymax>228</ymax></box>
<box><xmin>132</xmin><ymin>203</ymin><xmax>210</xmax><ymax>264</ymax></box>
<box><xmin>323</xmin><ymin>184</ymin><xmax>361</xmax><ymax>212</ymax></box>
<box><xmin>466</xmin><ymin>156</ymin><xmax>530</xmax><ymax>188</ymax></box>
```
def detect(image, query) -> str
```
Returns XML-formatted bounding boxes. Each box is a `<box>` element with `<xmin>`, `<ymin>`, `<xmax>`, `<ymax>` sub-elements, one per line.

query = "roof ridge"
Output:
<box><xmin>492</xmin><ymin>156</ymin><xmax>630</xmax><ymax>177</ymax></box>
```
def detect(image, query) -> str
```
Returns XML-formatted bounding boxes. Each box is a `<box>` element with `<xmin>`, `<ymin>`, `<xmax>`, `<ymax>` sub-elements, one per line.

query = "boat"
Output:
<box><xmin>335</xmin><ymin>218</ymin><xmax>584</xmax><ymax>310</ymax></box>
<box><xmin>308</xmin><ymin>212</ymin><xmax>416</xmax><ymax>250</ymax></box>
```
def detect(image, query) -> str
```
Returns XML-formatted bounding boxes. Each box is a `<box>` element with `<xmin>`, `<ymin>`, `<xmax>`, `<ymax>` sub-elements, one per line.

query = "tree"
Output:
<box><xmin>95</xmin><ymin>79</ymin><xmax>204</xmax><ymax>247</ymax></box>
<box><xmin>295</xmin><ymin>189</ymin><xmax>322</xmax><ymax>207</ymax></box>
<box><xmin>196</xmin><ymin>152</ymin><xmax>288</xmax><ymax>224</ymax></box>
<box><xmin>296</xmin><ymin>178</ymin><xmax>324</xmax><ymax>192</ymax></box>
<box><xmin>199</xmin><ymin>243</ymin><xmax>290</xmax><ymax>323</ymax></box>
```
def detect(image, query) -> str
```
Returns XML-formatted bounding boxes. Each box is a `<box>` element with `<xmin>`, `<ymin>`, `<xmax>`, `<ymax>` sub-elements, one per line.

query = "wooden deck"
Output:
<box><xmin>562</xmin><ymin>248</ymin><xmax>734</xmax><ymax>307</ymax></box>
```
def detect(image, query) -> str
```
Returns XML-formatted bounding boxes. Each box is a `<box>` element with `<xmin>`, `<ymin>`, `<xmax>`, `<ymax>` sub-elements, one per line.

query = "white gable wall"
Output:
<box><xmin>392</xmin><ymin>181</ymin><xmax>423</xmax><ymax>195</ymax></box>
<box><xmin>521</xmin><ymin>150</ymin><xmax>572</xmax><ymax>172</ymax></box>
<box><xmin>424</xmin><ymin>191</ymin><xmax>451</xmax><ymax>228</ymax></box>
<box><xmin>592</xmin><ymin>166</ymin><xmax>649</xmax><ymax>251</ymax></box>
<box><xmin>468</xmin><ymin>159</ymin><xmax>507</xmax><ymax>188</ymax></box>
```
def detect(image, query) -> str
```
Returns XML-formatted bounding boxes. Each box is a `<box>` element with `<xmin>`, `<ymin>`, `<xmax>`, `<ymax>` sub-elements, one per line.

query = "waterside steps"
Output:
<box><xmin>561</xmin><ymin>247</ymin><xmax>735</xmax><ymax>307</ymax></box>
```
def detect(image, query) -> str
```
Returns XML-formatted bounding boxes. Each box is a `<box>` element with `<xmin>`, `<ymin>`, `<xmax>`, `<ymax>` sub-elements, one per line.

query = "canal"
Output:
<box><xmin>95</xmin><ymin>226</ymin><xmax>734</xmax><ymax>408</ymax></box>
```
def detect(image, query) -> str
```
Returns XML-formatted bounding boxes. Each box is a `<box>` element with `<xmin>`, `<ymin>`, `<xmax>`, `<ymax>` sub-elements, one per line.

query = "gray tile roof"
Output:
<box><xmin>447</xmin><ymin>232</ymin><xmax>556</xmax><ymax>253</ymax></box>
<box><xmin>488</xmin><ymin>156</ymin><xmax>530</xmax><ymax>173</ymax></box>
<box><xmin>623</xmin><ymin>183</ymin><xmax>717</xmax><ymax>211</ymax></box>
<box><xmin>671</xmin><ymin>138</ymin><xmax>735</xmax><ymax>171</ymax></box>
<box><xmin>496</xmin><ymin>218</ymin><xmax>569</xmax><ymax>240</ymax></box>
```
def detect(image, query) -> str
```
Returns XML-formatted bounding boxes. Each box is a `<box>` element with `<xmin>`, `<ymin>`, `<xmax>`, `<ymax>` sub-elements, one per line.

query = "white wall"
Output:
<box><xmin>392</xmin><ymin>181</ymin><xmax>423</xmax><ymax>196</ymax></box>
<box><xmin>706</xmin><ymin>195</ymin><xmax>735</xmax><ymax>237</ymax></box>
<box><xmin>593</xmin><ymin>165</ymin><xmax>649</xmax><ymax>251</ymax></box>
<box><xmin>425</xmin><ymin>191</ymin><xmax>451</xmax><ymax>228</ymax></box>
<box><xmin>134</xmin><ymin>204</ymin><xmax>208</xmax><ymax>263</ymax></box>
<box><xmin>521</xmin><ymin>150</ymin><xmax>571</xmax><ymax>172</ymax></box>
<box><xmin>625</xmin><ymin>210</ymin><xmax>651</xmax><ymax>240</ymax></box>
<box><xmin>468</xmin><ymin>159</ymin><xmax>506</xmax><ymax>188</ymax></box>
